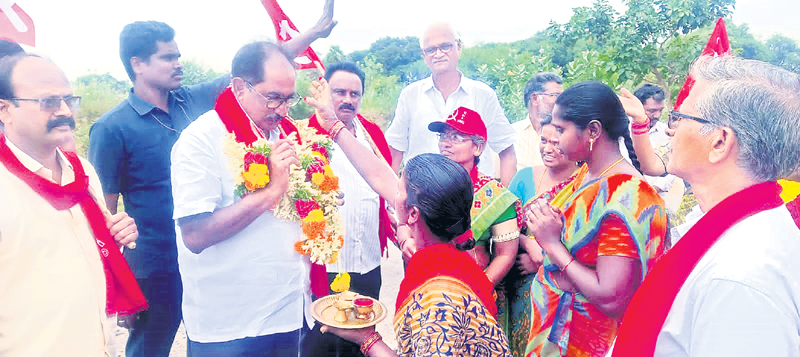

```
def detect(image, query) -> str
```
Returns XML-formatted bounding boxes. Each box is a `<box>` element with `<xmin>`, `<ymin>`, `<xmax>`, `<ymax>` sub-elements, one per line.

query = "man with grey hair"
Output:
<box><xmin>512</xmin><ymin>72</ymin><xmax>563</xmax><ymax>170</ymax></box>
<box><xmin>611</xmin><ymin>55</ymin><xmax>800</xmax><ymax>357</ymax></box>
<box><xmin>385</xmin><ymin>22</ymin><xmax>518</xmax><ymax>186</ymax></box>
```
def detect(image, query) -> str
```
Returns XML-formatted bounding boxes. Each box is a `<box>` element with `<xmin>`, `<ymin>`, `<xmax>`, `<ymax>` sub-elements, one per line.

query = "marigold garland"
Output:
<box><xmin>223</xmin><ymin>121</ymin><xmax>346</xmax><ymax>271</ymax></box>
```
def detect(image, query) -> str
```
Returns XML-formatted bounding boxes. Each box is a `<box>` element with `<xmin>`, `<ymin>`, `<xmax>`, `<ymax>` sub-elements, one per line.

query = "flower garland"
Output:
<box><xmin>223</xmin><ymin>121</ymin><xmax>346</xmax><ymax>268</ymax></box>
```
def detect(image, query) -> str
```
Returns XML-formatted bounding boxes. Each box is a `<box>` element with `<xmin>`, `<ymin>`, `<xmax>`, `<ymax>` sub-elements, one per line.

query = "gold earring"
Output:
<box><xmin>589</xmin><ymin>138</ymin><xmax>595</xmax><ymax>152</ymax></box>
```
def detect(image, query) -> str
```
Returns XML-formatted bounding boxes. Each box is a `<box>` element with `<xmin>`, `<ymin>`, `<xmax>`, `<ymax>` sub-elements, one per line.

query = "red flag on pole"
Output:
<box><xmin>0</xmin><ymin>1</ymin><xmax>35</xmax><ymax>46</ymax></box>
<box><xmin>260</xmin><ymin>0</ymin><xmax>324</xmax><ymax>71</ymax></box>
<box><xmin>673</xmin><ymin>18</ymin><xmax>731</xmax><ymax>110</ymax></box>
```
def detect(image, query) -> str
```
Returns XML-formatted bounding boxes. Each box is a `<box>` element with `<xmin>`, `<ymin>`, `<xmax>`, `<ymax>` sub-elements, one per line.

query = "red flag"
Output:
<box><xmin>673</xmin><ymin>18</ymin><xmax>731</xmax><ymax>110</ymax></box>
<box><xmin>0</xmin><ymin>1</ymin><xmax>35</xmax><ymax>46</ymax></box>
<box><xmin>260</xmin><ymin>0</ymin><xmax>324</xmax><ymax>71</ymax></box>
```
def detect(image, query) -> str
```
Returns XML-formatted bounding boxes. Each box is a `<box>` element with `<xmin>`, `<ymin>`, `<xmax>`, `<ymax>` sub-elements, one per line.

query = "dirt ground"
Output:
<box><xmin>111</xmin><ymin>244</ymin><xmax>405</xmax><ymax>356</ymax></box>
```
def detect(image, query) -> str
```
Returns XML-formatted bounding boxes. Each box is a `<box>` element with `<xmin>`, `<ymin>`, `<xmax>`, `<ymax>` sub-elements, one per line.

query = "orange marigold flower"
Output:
<box><xmin>319</xmin><ymin>176</ymin><xmax>339</xmax><ymax>192</ymax></box>
<box><xmin>329</xmin><ymin>251</ymin><xmax>339</xmax><ymax>264</ymax></box>
<box><xmin>294</xmin><ymin>240</ymin><xmax>309</xmax><ymax>255</ymax></box>
<box><xmin>302</xmin><ymin>220</ymin><xmax>326</xmax><ymax>238</ymax></box>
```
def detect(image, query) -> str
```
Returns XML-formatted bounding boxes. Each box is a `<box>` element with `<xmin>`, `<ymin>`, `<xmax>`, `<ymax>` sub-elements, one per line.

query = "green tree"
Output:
<box><xmin>181</xmin><ymin>58</ymin><xmax>224</xmax><ymax>86</ymax></box>
<box><xmin>323</xmin><ymin>45</ymin><xmax>348</xmax><ymax>64</ymax></box>
<box><xmin>359</xmin><ymin>56</ymin><xmax>403</xmax><ymax>129</ymax></box>
<box><xmin>767</xmin><ymin>34</ymin><xmax>800</xmax><ymax>73</ymax></box>
<box><xmin>546</xmin><ymin>0</ymin><xmax>735</xmax><ymax>101</ymax></box>
<box><xmin>72</xmin><ymin>74</ymin><xmax>130</xmax><ymax>157</ymax></box>
<box><xmin>349</xmin><ymin>36</ymin><xmax>422</xmax><ymax>78</ymax></box>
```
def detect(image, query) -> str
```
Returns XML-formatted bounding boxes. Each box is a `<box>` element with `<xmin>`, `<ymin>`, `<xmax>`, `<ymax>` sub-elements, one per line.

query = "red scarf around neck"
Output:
<box><xmin>612</xmin><ymin>181</ymin><xmax>783</xmax><ymax>356</ymax></box>
<box><xmin>397</xmin><ymin>243</ymin><xmax>497</xmax><ymax>316</ymax></box>
<box><xmin>215</xmin><ymin>87</ymin><xmax>300</xmax><ymax>146</ymax></box>
<box><xmin>214</xmin><ymin>88</ymin><xmax>331</xmax><ymax>298</ymax></box>
<box><xmin>0</xmin><ymin>133</ymin><xmax>147</xmax><ymax>316</ymax></box>
<box><xmin>307</xmin><ymin>113</ymin><xmax>396</xmax><ymax>257</ymax></box>
<box><xmin>787</xmin><ymin>196</ymin><xmax>800</xmax><ymax>228</ymax></box>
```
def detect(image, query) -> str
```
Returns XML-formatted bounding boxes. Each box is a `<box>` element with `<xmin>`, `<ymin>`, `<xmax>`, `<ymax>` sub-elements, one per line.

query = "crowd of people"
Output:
<box><xmin>1</xmin><ymin>1</ymin><xmax>800</xmax><ymax>356</ymax></box>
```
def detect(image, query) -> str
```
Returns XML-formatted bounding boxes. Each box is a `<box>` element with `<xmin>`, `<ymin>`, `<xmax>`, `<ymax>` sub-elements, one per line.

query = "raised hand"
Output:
<box><xmin>312</xmin><ymin>0</ymin><xmax>337</xmax><ymax>39</ymax></box>
<box><xmin>304</xmin><ymin>69</ymin><xmax>340</xmax><ymax>132</ymax></box>
<box><xmin>618</xmin><ymin>88</ymin><xmax>648</xmax><ymax>125</ymax></box>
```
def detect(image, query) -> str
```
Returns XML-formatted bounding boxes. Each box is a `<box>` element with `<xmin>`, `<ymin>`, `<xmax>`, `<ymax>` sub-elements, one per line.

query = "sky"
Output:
<box><xmin>10</xmin><ymin>0</ymin><xmax>800</xmax><ymax>81</ymax></box>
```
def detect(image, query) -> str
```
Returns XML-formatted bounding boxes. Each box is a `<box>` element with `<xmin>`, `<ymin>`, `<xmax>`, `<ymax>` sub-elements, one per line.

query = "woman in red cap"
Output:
<box><xmin>422</xmin><ymin>106</ymin><xmax>523</xmax><ymax>332</ymax></box>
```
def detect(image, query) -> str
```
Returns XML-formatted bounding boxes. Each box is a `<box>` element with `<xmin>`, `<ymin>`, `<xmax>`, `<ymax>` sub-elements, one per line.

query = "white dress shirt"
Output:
<box><xmin>655</xmin><ymin>205</ymin><xmax>800</xmax><ymax>357</ymax></box>
<box><xmin>326</xmin><ymin>119</ymin><xmax>381</xmax><ymax>274</ymax></box>
<box><xmin>385</xmin><ymin>74</ymin><xmax>518</xmax><ymax>176</ymax></box>
<box><xmin>512</xmin><ymin>118</ymin><xmax>543</xmax><ymax>171</ymax></box>
<box><xmin>171</xmin><ymin>111</ymin><xmax>313</xmax><ymax>343</ymax></box>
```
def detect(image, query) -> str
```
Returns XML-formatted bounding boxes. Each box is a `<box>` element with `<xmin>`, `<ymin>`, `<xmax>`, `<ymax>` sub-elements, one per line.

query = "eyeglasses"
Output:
<box><xmin>437</xmin><ymin>131</ymin><xmax>472</xmax><ymax>144</ymax></box>
<box><xmin>332</xmin><ymin>88</ymin><xmax>362</xmax><ymax>99</ymax></box>
<box><xmin>12</xmin><ymin>96</ymin><xmax>81</xmax><ymax>113</ymax></box>
<box><xmin>668</xmin><ymin>110</ymin><xmax>711</xmax><ymax>129</ymax></box>
<box><xmin>247</xmin><ymin>83</ymin><xmax>300</xmax><ymax>109</ymax></box>
<box><xmin>422</xmin><ymin>41</ymin><xmax>457</xmax><ymax>57</ymax></box>
<box><xmin>534</xmin><ymin>92</ymin><xmax>562</xmax><ymax>98</ymax></box>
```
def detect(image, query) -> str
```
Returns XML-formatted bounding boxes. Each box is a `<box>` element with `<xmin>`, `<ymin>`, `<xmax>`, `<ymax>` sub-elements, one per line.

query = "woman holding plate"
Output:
<box><xmin>304</xmin><ymin>80</ymin><xmax>512</xmax><ymax>356</ymax></box>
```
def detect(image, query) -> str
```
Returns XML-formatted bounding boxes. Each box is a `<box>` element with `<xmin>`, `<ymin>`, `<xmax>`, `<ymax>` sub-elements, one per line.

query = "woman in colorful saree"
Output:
<box><xmin>523</xmin><ymin>81</ymin><xmax>668</xmax><ymax>357</ymax></box>
<box><xmin>320</xmin><ymin>154</ymin><xmax>512</xmax><ymax>357</ymax></box>
<box><xmin>506</xmin><ymin>116</ymin><xmax>579</xmax><ymax>356</ymax></box>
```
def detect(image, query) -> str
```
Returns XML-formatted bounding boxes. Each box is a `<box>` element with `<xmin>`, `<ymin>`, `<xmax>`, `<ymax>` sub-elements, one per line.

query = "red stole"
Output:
<box><xmin>612</xmin><ymin>181</ymin><xmax>783</xmax><ymax>356</ymax></box>
<box><xmin>215</xmin><ymin>88</ymin><xmax>301</xmax><ymax>146</ymax></box>
<box><xmin>307</xmin><ymin>114</ymin><xmax>396</xmax><ymax>257</ymax></box>
<box><xmin>788</xmin><ymin>196</ymin><xmax>800</xmax><ymax>229</ymax></box>
<box><xmin>0</xmin><ymin>133</ymin><xmax>147</xmax><ymax>315</ymax></box>
<box><xmin>396</xmin><ymin>243</ymin><xmax>497</xmax><ymax>316</ymax></box>
<box><xmin>214</xmin><ymin>88</ymin><xmax>331</xmax><ymax>298</ymax></box>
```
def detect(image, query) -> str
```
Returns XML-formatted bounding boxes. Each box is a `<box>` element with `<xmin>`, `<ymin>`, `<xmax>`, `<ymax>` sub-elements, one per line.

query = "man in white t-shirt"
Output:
<box><xmin>385</xmin><ymin>22</ymin><xmax>518</xmax><ymax>186</ymax></box>
<box><xmin>170</xmin><ymin>42</ymin><xmax>310</xmax><ymax>356</ymax></box>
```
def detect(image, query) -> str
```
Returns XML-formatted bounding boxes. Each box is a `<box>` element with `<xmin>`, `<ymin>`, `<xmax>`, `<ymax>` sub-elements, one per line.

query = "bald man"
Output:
<box><xmin>384</xmin><ymin>22</ymin><xmax>518</xmax><ymax>186</ymax></box>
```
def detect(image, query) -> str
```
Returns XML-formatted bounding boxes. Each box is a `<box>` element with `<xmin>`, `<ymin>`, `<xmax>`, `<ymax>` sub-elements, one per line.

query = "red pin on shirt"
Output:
<box><xmin>0</xmin><ymin>0</ymin><xmax>35</xmax><ymax>46</ymax></box>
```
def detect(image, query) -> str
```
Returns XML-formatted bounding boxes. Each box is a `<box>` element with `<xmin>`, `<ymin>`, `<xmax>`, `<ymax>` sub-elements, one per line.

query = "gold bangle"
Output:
<box><xmin>329</xmin><ymin>121</ymin><xmax>346</xmax><ymax>141</ymax></box>
<box><xmin>360</xmin><ymin>331</ymin><xmax>382</xmax><ymax>355</ymax></box>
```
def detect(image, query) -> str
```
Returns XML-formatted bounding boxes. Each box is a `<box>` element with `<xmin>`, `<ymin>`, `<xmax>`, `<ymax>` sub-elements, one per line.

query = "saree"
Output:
<box><xmin>394</xmin><ymin>243</ymin><xmax>512</xmax><ymax>357</ymax></box>
<box><xmin>506</xmin><ymin>167</ymin><xmax>578</xmax><ymax>357</ymax></box>
<box><xmin>468</xmin><ymin>166</ymin><xmax>523</xmax><ymax>334</ymax></box>
<box><xmin>525</xmin><ymin>164</ymin><xmax>667</xmax><ymax>357</ymax></box>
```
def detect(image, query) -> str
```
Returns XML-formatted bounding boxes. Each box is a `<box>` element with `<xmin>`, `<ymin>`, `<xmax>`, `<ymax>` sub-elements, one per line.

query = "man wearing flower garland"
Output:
<box><xmin>88</xmin><ymin>4</ymin><xmax>335</xmax><ymax>355</ymax></box>
<box><xmin>304</xmin><ymin>61</ymin><xmax>393</xmax><ymax>356</ymax></box>
<box><xmin>170</xmin><ymin>41</ymin><xmax>316</xmax><ymax>356</ymax></box>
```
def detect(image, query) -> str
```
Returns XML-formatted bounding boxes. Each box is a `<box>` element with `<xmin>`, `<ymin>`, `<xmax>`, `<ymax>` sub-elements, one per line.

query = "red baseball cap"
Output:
<box><xmin>428</xmin><ymin>106</ymin><xmax>487</xmax><ymax>142</ymax></box>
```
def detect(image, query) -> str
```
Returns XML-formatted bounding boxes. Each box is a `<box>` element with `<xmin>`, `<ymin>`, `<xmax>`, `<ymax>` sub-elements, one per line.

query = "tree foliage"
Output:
<box><xmin>181</xmin><ymin>58</ymin><xmax>225</xmax><ymax>86</ymax></box>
